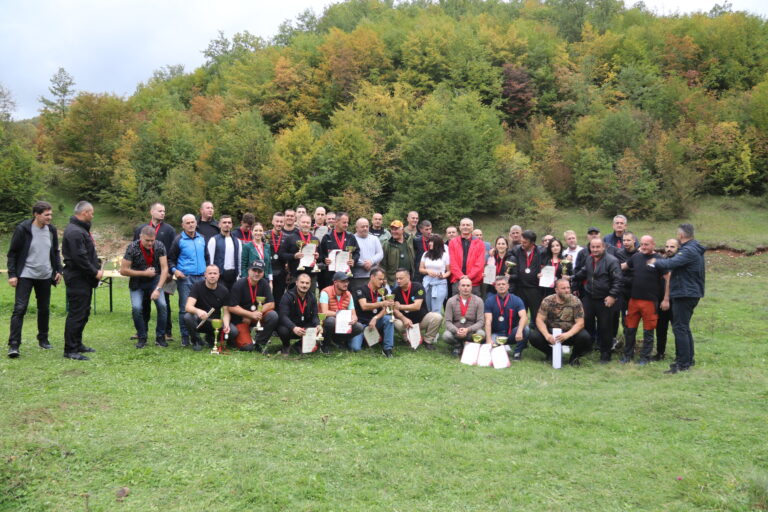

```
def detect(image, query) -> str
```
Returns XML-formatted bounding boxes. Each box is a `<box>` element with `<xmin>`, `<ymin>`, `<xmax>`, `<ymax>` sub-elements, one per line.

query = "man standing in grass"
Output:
<box><xmin>649</xmin><ymin>224</ymin><xmax>705</xmax><ymax>374</ymax></box>
<box><xmin>654</xmin><ymin>239</ymin><xmax>679</xmax><ymax>361</ymax></box>
<box><xmin>120</xmin><ymin>226</ymin><xmax>169</xmax><ymax>349</ymax></box>
<box><xmin>61</xmin><ymin>201</ymin><xmax>102</xmax><ymax>361</ymax></box>
<box><xmin>168</xmin><ymin>214</ymin><xmax>209</xmax><ymax>347</ymax></box>
<box><xmin>7</xmin><ymin>201</ymin><xmax>62</xmax><ymax>358</ymax></box>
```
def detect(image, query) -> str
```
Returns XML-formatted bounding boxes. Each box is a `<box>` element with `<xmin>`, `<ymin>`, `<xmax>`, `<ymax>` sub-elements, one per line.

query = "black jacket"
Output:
<box><xmin>62</xmin><ymin>216</ymin><xmax>100</xmax><ymax>288</ymax></box>
<box><xmin>7</xmin><ymin>219</ymin><xmax>63</xmax><ymax>280</ymax></box>
<box><xmin>574</xmin><ymin>252</ymin><xmax>622</xmax><ymax>300</ymax></box>
<box><xmin>509</xmin><ymin>245</ymin><xmax>545</xmax><ymax>290</ymax></box>
<box><xmin>278</xmin><ymin>288</ymin><xmax>319</xmax><ymax>330</ymax></box>
<box><xmin>653</xmin><ymin>239</ymin><xmax>706</xmax><ymax>299</ymax></box>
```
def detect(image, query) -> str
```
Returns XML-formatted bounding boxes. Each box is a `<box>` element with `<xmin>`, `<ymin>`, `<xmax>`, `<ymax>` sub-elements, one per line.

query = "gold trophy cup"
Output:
<box><xmin>345</xmin><ymin>246</ymin><xmax>356</xmax><ymax>277</ymax></box>
<box><xmin>310</xmin><ymin>240</ymin><xmax>320</xmax><ymax>272</ymax></box>
<box><xmin>472</xmin><ymin>333</ymin><xmax>483</xmax><ymax>343</ymax></box>
<box><xmin>296</xmin><ymin>241</ymin><xmax>306</xmax><ymax>270</ymax></box>
<box><xmin>255</xmin><ymin>296</ymin><xmax>266</xmax><ymax>331</ymax></box>
<box><xmin>210</xmin><ymin>318</ymin><xmax>223</xmax><ymax>355</ymax></box>
<box><xmin>317</xmin><ymin>313</ymin><xmax>327</xmax><ymax>342</ymax></box>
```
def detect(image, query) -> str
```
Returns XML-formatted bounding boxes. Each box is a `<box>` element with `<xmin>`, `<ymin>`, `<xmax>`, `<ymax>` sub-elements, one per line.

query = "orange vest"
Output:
<box><xmin>322</xmin><ymin>285</ymin><xmax>352</xmax><ymax>312</ymax></box>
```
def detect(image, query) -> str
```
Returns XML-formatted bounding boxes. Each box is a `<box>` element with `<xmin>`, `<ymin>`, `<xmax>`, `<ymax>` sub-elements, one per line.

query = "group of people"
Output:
<box><xmin>6</xmin><ymin>201</ymin><xmax>705</xmax><ymax>373</ymax></box>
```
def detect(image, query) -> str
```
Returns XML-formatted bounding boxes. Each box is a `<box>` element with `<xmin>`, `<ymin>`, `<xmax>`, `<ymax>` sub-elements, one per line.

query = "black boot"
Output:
<box><xmin>621</xmin><ymin>327</ymin><xmax>637</xmax><ymax>363</ymax></box>
<box><xmin>638</xmin><ymin>329</ymin><xmax>654</xmax><ymax>363</ymax></box>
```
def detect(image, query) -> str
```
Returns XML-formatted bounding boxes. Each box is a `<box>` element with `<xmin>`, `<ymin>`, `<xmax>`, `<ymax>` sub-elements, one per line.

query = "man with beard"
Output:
<box><xmin>381</xmin><ymin>220</ymin><xmax>414</xmax><ymax>286</ymax></box>
<box><xmin>654</xmin><ymin>239</ymin><xmax>678</xmax><ymax>361</ymax></box>
<box><xmin>319</xmin><ymin>212</ymin><xmax>359</xmax><ymax>290</ymax></box>
<box><xmin>319</xmin><ymin>272</ymin><xmax>364</xmax><ymax>352</ymax></box>
<box><xmin>277</xmin><ymin>272</ymin><xmax>322</xmax><ymax>355</ymax></box>
<box><xmin>267</xmin><ymin>212</ymin><xmax>288</xmax><ymax>303</ymax></box>
<box><xmin>227</xmin><ymin>261</ymin><xmax>278</xmax><ymax>352</ymax></box>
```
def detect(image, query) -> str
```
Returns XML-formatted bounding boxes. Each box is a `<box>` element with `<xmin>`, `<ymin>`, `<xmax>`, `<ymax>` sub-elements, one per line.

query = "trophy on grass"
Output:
<box><xmin>472</xmin><ymin>333</ymin><xmax>483</xmax><ymax>343</ymax></box>
<box><xmin>317</xmin><ymin>313</ymin><xmax>327</xmax><ymax>343</ymax></box>
<box><xmin>310</xmin><ymin>240</ymin><xmax>320</xmax><ymax>272</ymax></box>
<box><xmin>255</xmin><ymin>296</ymin><xmax>266</xmax><ymax>331</ymax></box>
<box><xmin>296</xmin><ymin>240</ymin><xmax>306</xmax><ymax>270</ymax></box>
<box><xmin>210</xmin><ymin>318</ymin><xmax>223</xmax><ymax>355</ymax></box>
<box><xmin>495</xmin><ymin>336</ymin><xmax>508</xmax><ymax>347</ymax></box>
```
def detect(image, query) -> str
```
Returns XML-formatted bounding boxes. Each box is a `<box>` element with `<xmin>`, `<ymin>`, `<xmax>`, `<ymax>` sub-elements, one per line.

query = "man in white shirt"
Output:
<box><xmin>563</xmin><ymin>230</ymin><xmax>583</xmax><ymax>262</ymax></box>
<box><xmin>352</xmin><ymin>218</ymin><xmax>383</xmax><ymax>292</ymax></box>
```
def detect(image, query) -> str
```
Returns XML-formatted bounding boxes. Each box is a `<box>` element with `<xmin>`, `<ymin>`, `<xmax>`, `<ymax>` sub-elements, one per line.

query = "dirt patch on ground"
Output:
<box><xmin>15</xmin><ymin>407</ymin><xmax>55</xmax><ymax>425</ymax></box>
<box><xmin>707</xmin><ymin>247</ymin><xmax>767</xmax><ymax>257</ymax></box>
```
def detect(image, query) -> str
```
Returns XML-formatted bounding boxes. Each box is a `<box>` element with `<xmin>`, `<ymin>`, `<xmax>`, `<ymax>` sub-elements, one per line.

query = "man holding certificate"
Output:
<box><xmin>529</xmin><ymin>279</ymin><xmax>592</xmax><ymax>366</ymax></box>
<box><xmin>281</xmin><ymin>214</ymin><xmax>320</xmax><ymax>282</ymax></box>
<box><xmin>484</xmin><ymin>276</ymin><xmax>529</xmax><ymax>361</ymax></box>
<box><xmin>391</xmin><ymin>269</ymin><xmax>442</xmax><ymax>350</ymax></box>
<box><xmin>319</xmin><ymin>212</ymin><xmax>359</xmax><ymax>290</ymax></box>
<box><xmin>443</xmin><ymin>276</ymin><xmax>485</xmax><ymax>357</ymax></box>
<box><xmin>319</xmin><ymin>272</ymin><xmax>364</xmax><ymax>351</ymax></box>
<box><xmin>277</xmin><ymin>273</ymin><xmax>322</xmax><ymax>355</ymax></box>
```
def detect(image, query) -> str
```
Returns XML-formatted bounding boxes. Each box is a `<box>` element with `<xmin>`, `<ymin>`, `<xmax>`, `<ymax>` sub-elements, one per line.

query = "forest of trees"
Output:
<box><xmin>2</xmin><ymin>0</ymin><xmax>768</xmax><ymax>231</ymax></box>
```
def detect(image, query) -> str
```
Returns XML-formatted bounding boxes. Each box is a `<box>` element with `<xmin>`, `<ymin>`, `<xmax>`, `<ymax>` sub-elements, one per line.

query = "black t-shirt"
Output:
<box><xmin>626</xmin><ymin>251</ymin><xmax>666</xmax><ymax>302</ymax></box>
<box><xmin>227</xmin><ymin>277</ymin><xmax>274</xmax><ymax>324</ymax></box>
<box><xmin>353</xmin><ymin>284</ymin><xmax>386</xmax><ymax>324</ymax></box>
<box><xmin>189</xmin><ymin>281</ymin><xmax>230</xmax><ymax>319</ymax></box>
<box><xmin>392</xmin><ymin>281</ymin><xmax>429</xmax><ymax>324</ymax></box>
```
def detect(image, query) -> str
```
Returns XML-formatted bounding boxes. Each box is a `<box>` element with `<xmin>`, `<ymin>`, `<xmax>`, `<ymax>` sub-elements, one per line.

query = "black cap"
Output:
<box><xmin>587</xmin><ymin>226</ymin><xmax>600</xmax><ymax>234</ymax></box>
<box><xmin>249</xmin><ymin>261</ymin><xmax>265</xmax><ymax>272</ymax></box>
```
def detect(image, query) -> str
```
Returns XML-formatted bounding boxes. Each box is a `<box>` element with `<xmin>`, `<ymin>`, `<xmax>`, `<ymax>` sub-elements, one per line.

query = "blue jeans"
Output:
<box><xmin>671</xmin><ymin>297</ymin><xmax>699</xmax><ymax>368</ymax></box>
<box><xmin>349</xmin><ymin>315</ymin><xmax>394</xmax><ymax>351</ymax></box>
<box><xmin>177</xmin><ymin>275</ymin><xmax>204</xmax><ymax>338</ymax></box>
<box><xmin>491</xmin><ymin>325</ymin><xmax>530</xmax><ymax>354</ymax></box>
<box><xmin>424</xmin><ymin>281</ymin><xmax>448</xmax><ymax>313</ymax></box>
<box><xmin>130</xmin><ymin>286</ymin><xmax>167</xmax><ymax>339</ymax></box>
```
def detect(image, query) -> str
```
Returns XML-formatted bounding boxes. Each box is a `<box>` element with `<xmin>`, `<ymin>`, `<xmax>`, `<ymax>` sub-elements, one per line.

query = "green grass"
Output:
<box><xmin>475</xmin><ymin>195</ymin><xmax>768</xmax><ymax>253</ymax></box>
<box><xmin>1</xmin><ymin>252</ymin><xmax>767</xmax><ymax>511</ymax></box>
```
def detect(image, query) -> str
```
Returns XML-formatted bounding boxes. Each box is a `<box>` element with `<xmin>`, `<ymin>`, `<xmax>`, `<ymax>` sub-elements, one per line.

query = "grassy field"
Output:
<box><xmin>2</xmin><ymin>244</ymin><xmax>767</xmax><ymax>510</ymax></box>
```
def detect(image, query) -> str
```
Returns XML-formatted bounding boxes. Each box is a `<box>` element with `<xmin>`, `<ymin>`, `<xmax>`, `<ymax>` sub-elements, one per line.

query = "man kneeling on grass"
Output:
<box><xmin>484</xmin><ymin>275</ymin><xmax>529</xmax><ymax>361</ymax></box>
<box><xmin>184</xmin><ymin>265</ymin><xmax>236</xmax><ymax>351</ymax></box>
<box><xmin>392</xmin><ymin>268</ymin><xmax>442</xmax><ymax>350</ymax></box>
<box><xmin>528</xmin><ymin>279</ymin><xmax>591</xmax><ymax>366</ymax></box>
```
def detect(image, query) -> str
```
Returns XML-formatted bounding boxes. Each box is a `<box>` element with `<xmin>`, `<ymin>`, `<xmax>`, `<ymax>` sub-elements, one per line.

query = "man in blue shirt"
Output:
<box><xmin>484</xmin><ymin>275</ymin><xmax>529</xmax><ymax>361</ymax></box>
<box><xmin>168</xmin><ymin>214</ymin><xmax>209</xmax><ymax>347</ymax></box>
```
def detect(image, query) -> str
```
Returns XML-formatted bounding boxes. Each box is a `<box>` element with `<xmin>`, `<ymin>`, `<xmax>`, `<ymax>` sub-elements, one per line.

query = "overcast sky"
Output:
<box><xmin>1</xmin><ymin>0</ymin><xmax>766</xmax><ymax>120</ymax></box>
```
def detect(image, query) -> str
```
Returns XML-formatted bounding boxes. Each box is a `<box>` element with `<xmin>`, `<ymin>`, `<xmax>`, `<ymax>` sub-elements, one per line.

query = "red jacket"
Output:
<box><xmin>448</xmin><ymin>236</ymin><xmax>486</xmax><ymax>286</ymax></box>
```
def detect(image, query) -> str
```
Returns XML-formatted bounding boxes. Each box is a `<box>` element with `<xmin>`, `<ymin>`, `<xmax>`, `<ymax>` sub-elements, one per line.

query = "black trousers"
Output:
<box><xmin>64</xmin><ymin>282</ymin><xmax>93</xmax><ymax>354</ymax></box>
<box><xmin>517</xmin><ymin>287</ymin><xmax>543</xmax><ymax>323</ymax></box>
<box><xmin>582</xmin><ymin>296</ymin><xmax>615</xmax><ymax>360</ymax></box>
<box><xmin>656</xmin><ymin>306</ymin><xmax>673</xmax><ymax>356</ymax></box>
<box><xmin>142</xmin><ymin>291</ymin><xmax>173</xmax><ymax>335</ymax></box>
<box><xmin>529</xmin><ymin>328</ymin><xmax>592</xmax><ymax>361</ymax></box>
<box><xmin>9</xmin><ymin>277</ymin><xmax>52</xmax><ymax>347</ymax></box>
<box><xmin>272</xmin><ymin>272</ymin><xmax>287</xmax><ymax>304</ymax></box>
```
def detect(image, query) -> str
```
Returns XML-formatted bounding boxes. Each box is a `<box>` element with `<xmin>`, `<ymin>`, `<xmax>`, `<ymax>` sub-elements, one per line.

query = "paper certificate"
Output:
<box><xmin>363</xmin><ymin>326</ymin><xmax>380</xmax><ymax>346</ymax></box>
<box><xmin>406</xmin><ymin>323</ymin><xmax>421</xmax><ymax>349</ymax></box>
<box><xmin>483</xmin><ymin>263</ymin><xmax>496</xmax><ymax>285</ymax></box>
<box><xmin>491</xmin><ymin>345</ymin><xmax>511</xmax><ymax>369</ymax></box>
<box><xmin>460</xmin><ymin>342</ymin><xmax>481</xmax><ymax>365</ymax></box>
<box><xmin>298</xmin><ymin>244</ymin><xmax>316</xmax><ymax>268</ymax></box>
<box><xmin>477</xmin><ymin>343</ymin><xmax>493</xmax><ymax>367</ymax></box>
<box><xmin>328</xmin><ymin>250</ymin><xmax>350</xmax><ymax>272</ymax></box>
<box><xmin>335</xmin><ymin>310</ymin><xmax>353</xmax><ymax>334</ymax></box>
<box><xmin>302</xmin><ymin>327</ymin><xmax>317</xmax><ymax>353</ymax></box>
<box><xmin>539</xmin><ymin>265</ymin><xmax>556</xmax><ymax>288</ymax></box>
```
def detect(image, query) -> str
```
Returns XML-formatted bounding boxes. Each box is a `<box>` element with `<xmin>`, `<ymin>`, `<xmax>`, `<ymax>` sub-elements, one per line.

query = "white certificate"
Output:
<box><xmin>483</xmin><ymin>263</ymin><xmax>496</xmax><ymax>285</ymax></box>
<box><xmin>406</xmin><ymin>323</ymin><xmax>421</xmax><ymax>349</ymax></box>
<box><xmin>328</xmin><ymin>250</ymin><xmax>350</xmax><ymax>272</ymax></box>
<box><xmin>363</xmin><ymin>325</ymin><xmax>380</xmax><ymax>346</ymax></box>
<box><xmin>477</xmin><ymin>343</ymin><xmax>493</xmax><ymax>367</ymax></box>
<box><xmin>301</xmin><ymin>327</ymin><xmax>317</xmax><ymax>353</ymax></box>
<box><xmin>298</xmin><ymin>243</ymin><xmax>316</xmax><ymax>268</ymax></box>
<box><xmin>491</xmin><ymin>345</ymin><xmax>511</xmax><ymax>369</ymax></box>
<box><xmin>460</xmin><ymin>342</ymin><xmax>481</xmax><ymax>365</ymax></box>
<box><xmin>335</xmin><ymin>309</ymin><xmax>353</xmax><ymax>334</ymax></box>
<box><xmin>539</xmin><ymin>265</ymin><xmax>556</xmax><ymax>288</ymax></box>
